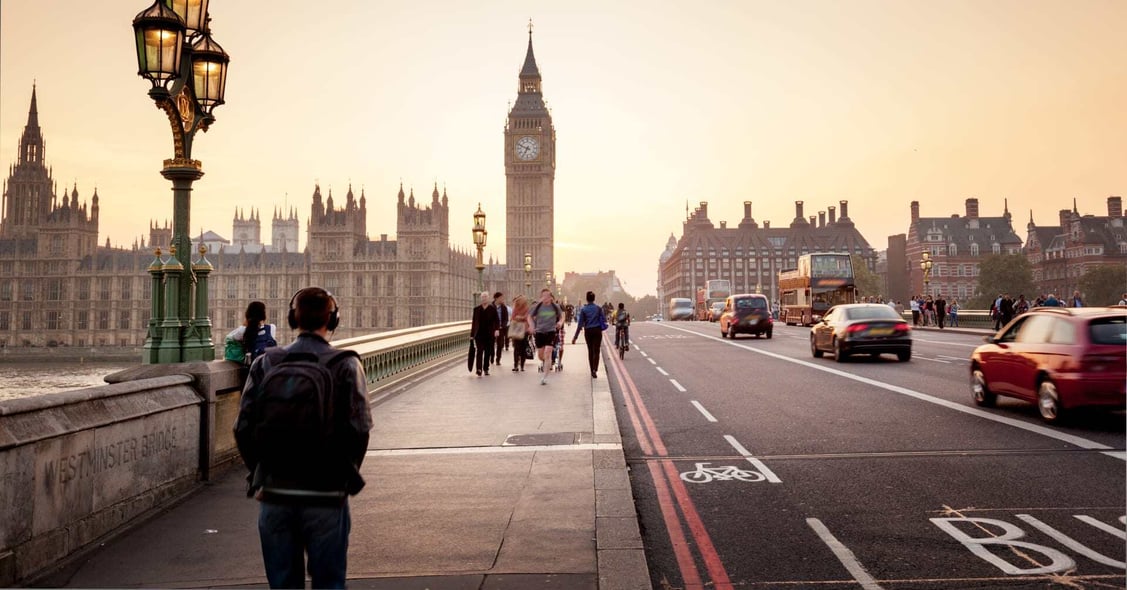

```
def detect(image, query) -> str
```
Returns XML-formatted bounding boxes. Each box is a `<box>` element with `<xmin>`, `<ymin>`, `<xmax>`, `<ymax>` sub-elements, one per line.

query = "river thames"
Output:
<box><xmin>0</xmin><ymin>362</ymin><xmax>136</xmax><ymax>401</ymax></box>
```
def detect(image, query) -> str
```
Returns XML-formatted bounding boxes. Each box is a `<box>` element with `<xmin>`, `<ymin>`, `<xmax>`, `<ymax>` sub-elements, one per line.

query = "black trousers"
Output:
<box><xmin>474</xmin><ymin>336</ymin><xmax>494</xmax><ymax>373</ymax></box>
<box><xmin>495</xmin><ymin>327</ymin><xmax>508</xmax><ymax>363</ymax></box>
<box><xmin>584</xmin><ymin>328</ymin><xmax>602</xmax><ymax>375</ymax></box>
<box><xmin>512</xmin><ymin>336</ymin><xmax>528</xmax><ymax>369</ymax></box>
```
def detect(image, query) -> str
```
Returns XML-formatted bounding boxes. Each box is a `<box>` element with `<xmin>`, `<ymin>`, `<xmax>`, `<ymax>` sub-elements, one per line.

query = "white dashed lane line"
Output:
<box><xmin>670</xmin><ymin>379</ymin><xmax>686</xmax><ymax>392</ymax></box>
<box><xmin>647</xmin><ymin>357</ymin><xmax>657</xmax><ymax>365</ymax></box>
<box><xmin>724</xmin><ymin>435</ymin><xmax>782</xmax><ymax>483</ymax></box>
<box><xmin>914</xmin><ymin>356</ymin><xmax>952</xmax><ymax>364</ymax></box>
<box><xmin>691</xmin><ymin>400</ymin><xmax>718</xmax><ymax>422</ymax></box>
<box><xmin>639</xmin><ymin>350</ymin><xmax>648</xmax><ymax>357</ymax></box>
<box><xmin>656</xmin><ymin>367</ymin><xmax>669</xmax><ymax>376</ymax></box>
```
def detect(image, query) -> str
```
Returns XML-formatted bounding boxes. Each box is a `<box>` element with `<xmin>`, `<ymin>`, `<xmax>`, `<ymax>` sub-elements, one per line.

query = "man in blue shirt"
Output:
<box><xmin>572</xmin><ymin>291</ymin><xmax>607</xmax><ymax>379</ymax></box>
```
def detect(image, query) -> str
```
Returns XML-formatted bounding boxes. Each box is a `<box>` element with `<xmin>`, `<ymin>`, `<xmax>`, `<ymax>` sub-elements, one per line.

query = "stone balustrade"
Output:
<box><xmin>0</xmin><ymin>321</ymin><xmax>470</xmax><ymax>585</ymax></box>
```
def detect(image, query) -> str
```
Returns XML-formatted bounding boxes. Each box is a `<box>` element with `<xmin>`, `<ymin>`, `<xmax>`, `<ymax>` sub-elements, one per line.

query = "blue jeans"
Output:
<box><xmin>258</xmin><ymin>501</ymin><xmax>351</xmax><ymax>589</ymax></box>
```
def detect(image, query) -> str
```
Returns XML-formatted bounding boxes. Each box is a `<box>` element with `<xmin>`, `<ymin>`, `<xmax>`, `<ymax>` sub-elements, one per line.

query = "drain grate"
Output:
<box><xmin>503</xmin><ymin>432</ymin><xmax>582</xmax><ymax>446</ymax></box>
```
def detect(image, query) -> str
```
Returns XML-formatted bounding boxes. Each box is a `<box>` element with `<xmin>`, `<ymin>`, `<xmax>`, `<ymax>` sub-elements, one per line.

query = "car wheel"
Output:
<box><xmin>971</xmin><ymin>368</ymin><xmax>996</xmax><ymax>407</ymax></box>
<box><xmin>1037</xmin><ymin>379</ymin><xmax>1064</xmax><ymax>424</ymax></box>
<box><xmin>765</xmin><ymin>330</ymin><xmax>772</xmax><ymax>339</ymax></box>
<box><xmin>897</xmin><ymin>350</ymin><xmax>911</xmax><ymax>362</ymax></box>
<box><xmin>811</xmin><ymin>336</ymin><xmax>823</xmax><ymax>358</ymax></box>
<box><xmin>834</xmin><ymin>338</ymin><xmax>848</xmax><ymax>362</ymax></box>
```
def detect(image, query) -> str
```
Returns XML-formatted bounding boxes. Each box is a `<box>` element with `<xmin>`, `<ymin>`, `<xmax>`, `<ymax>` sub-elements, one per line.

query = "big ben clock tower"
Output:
<box><xmin>505</xmin><ymin>24</ymin><xmax>556</xmax><ymax>296</ymax></box>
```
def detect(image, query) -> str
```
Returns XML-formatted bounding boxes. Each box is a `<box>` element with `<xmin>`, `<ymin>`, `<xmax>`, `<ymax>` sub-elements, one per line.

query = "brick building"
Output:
<box><xmin>905</xmin><ymin>198</ymin><xmax>1023</xmax><ymax>301</ymax></box>
<box><xmin>658</xmin><ymin>200</ymin><xmax>876</xmax><ymax>304</ymax></box>
<box><xmin>1024</xmin><ymin>196</ymin><xmax>1126</xmax><ymax>302</ymax></box>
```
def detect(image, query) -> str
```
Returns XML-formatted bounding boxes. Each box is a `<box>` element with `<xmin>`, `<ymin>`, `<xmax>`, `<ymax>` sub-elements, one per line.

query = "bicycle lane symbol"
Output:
<box><xmin>680</xmin><ymin>462</ymin><xmax>769</xmax><ymax>484</ymax></box>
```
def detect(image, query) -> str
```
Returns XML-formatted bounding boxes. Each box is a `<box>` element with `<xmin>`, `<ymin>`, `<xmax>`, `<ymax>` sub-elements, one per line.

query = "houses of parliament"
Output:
<box><xmin>0</xmin><ymin>31</ymin><xmax>557</xmax><ymax>349</ymax></box>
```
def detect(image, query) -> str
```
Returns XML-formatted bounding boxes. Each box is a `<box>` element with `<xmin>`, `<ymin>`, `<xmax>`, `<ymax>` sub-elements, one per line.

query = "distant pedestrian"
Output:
<box><xmin>493</xmin><ymin>292</ymin><xmax>509</xmax><ymax>366</ymax></box>
<box><xmin>999</xmin><ymin>293</ymin><xmax>1015</xmax><ymax>327</ymax></box>
<box><xmin>532</xmin><ymin>289</ymin><xmax>564</xmax><ymax>385</ymax></box>
<box><xmin>948</xmin><ymin>299</ymin><xmax>959</xmax><ymax>327</ymax></box>
<box><xmin>470</xmin><ymin>292</ymin><xmax>498</xmax><ymax>377</ymax></box>
<box><xmin>508</xmin><ymin>295</ymin><xmax>532</xmax><ymax>372</ymax></box>
<box><xmin>224</xmin><ymin>300</ymin><xmax>277</xmax><ymax>365</ymax></box>
<box><xmin>1119</xmin><ymin>293</ymin><xmax>1127</xmax><ymax>306</ymax></box>
<box><xmin>935</xmin><ymin>295</ymin><xmax>946</xmax><ymax>329</ymax></box>
<box><xmin>235</xmin><ymin>287</ymin><xmax>370</xmax><ymax>590</ymax></box>
<box><xmin>1015</xmin><ymin>294</ymin><xmax>1029</xmax><ymax>316</ymax></box>
<box><xmin>1043</xmin><ymin>293</ymin><xmax>1062</xmax><ymax>307</ymax></box>
<box><xmin>910</xmin><ymin>297</ymin><xmax>920</xmax><ymax>326</ymax></box>
<box><xmin>992</xmin><ymin>293</ymin><xmax>1004</xmax><ymax>330</ymax></box>
<box><xmin>1070</xmin><ymin>290</ymin><xmax>1084</xmax><ymax>308</ymax></box>
<box><xmin>573</xmin><ymin>291</ymin><xmax>608</xmax><ymax>379</ymax></box>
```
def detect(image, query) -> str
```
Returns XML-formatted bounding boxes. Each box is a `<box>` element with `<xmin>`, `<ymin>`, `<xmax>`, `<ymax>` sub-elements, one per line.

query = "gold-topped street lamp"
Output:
<box><xmin>133</xmin><ymin>0</ymin><xmax>229</xmax><ymax>364</ymax></box>
<box><xmin>920</xmin><ymin>252</ymin><xmax>933</xmax><ymax>296</ymax></box>
<box><xmin>523</xmin><ymin>252</ymin><xmax>532</xmax><ymax>297</ymax></box>
<box><xmin>544</xmin><ymin>271</ymin><xmax>552</xmax><ymax>289</ymax></box>
<box><xmin>472</xmin><ymin>203</ymin><xmax>487</xmax><ymax>293</ymax></box>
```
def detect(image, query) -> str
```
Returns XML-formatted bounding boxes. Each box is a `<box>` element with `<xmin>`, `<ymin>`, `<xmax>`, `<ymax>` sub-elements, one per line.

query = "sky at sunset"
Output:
<box><xmin>2</xmin><ymin>0</ymin><xmax>1124</xmax><ymax>297</ymax></box>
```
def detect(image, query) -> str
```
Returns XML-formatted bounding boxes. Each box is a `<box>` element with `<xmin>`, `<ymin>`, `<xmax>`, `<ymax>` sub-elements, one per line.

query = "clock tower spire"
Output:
<box><xmin>505</xmin><ymin>22</ymin><xmax>556</xmax><ymax>295</ymax></box>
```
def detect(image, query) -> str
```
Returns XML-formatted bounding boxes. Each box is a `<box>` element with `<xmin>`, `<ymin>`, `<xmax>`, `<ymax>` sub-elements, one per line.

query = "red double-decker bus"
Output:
<box><xmin>778</xmin><ymin>253</ymin><xmax>857</xmax><ymax>326</ymax></box>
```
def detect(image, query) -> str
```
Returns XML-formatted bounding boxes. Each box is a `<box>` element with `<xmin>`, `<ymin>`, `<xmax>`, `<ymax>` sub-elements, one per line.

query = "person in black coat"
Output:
<box><xmin>492</xmin><ymin>292</ymin><xmax>510</xmax><ymax>366</ymax></box>
<box><xmin>470</xmin><ymin>292</ymin><xmax>499</xmax><ymax>376</ymax></box>
<box><xmin>999</xmin><ymin>293</ymin><xmax>1015</xmax><ymax>327</ymax></box>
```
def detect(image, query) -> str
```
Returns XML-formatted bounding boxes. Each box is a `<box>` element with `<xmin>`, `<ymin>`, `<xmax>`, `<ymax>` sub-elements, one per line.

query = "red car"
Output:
<box><xmin>970</xmin><ymin>307</ymin><xmax>1127</xmax><ymax>423</ymax></box>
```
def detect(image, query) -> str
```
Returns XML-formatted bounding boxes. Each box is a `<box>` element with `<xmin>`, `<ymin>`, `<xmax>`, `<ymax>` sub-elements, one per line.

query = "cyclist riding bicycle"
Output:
<box><xmin>614</xmin><ymin>303</ymin><xmax>631</xmax><ymax>352</ymax></box>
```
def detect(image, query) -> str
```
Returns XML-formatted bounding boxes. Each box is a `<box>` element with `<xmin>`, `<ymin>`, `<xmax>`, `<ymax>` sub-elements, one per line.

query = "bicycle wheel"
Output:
<box><xmin>619</xmin><ymin>343</ymin><xmax>625</xmax><ymax>359</ymax></box>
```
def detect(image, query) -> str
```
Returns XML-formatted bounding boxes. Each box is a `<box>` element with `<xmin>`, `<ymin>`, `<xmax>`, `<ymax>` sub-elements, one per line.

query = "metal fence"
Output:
<box><xmin>900</xmin><ymin>310</ymin><xmax>994</xmax><ymax>329</ymax></box>
<box><xmin>334</xmin><ymin>321</ymin><xmax>470</xmax><ymax>386</ymax></box>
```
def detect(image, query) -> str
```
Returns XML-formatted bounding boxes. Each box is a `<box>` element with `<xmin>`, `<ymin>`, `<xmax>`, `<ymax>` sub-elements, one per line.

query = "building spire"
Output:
<box><xmin>1072</xmin><ymin>197</ymin><xmax>1079</xmax><ymax>214</ymax></box>
<box><xmin>27</xmin><ymin>82</ymin><xmax>39</xmax><ymax>130</ymax></box>
<box><xmin>520</xmin><ymin>20</ymin><xmax>540</xmax><ymax>79</ymax></box>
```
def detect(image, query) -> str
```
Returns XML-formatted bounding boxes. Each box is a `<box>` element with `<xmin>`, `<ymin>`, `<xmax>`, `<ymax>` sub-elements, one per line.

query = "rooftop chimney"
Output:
<box><xmin>828</xmin><ymin>206</ymin><xmax>836</xmax><ymax>224</ymax></box>
<box><xmin>1108</xmin><ymin>196</ymin><xmax>1123</xmax><ymax>218</ymax></box>
<box><xmin>743</xmin><ymin>201</ymin><xmax>752</xmax><ymax>220</ymax></box>
<box><xmin>764</xmin><ymin>220</ymin><xmax>770</xmax><ymax>229</ymax></box>
<box><xmin>818</xmin><ymin>211</ymin><xmax>826</xmax><ymax>228</ymax></box>
<box><xmin>910</xmin><ymin>201</ymin><xmax>920</xmax><ymax>223</ymax></box>
<box><xmin>793</xmin><ymin>200</ymin><xmax>805</xmax><ymax>226</ymax></box>
<box><xmin>839</xmin><ymin>200</ymin><xmax>849</xmax><ymax>220</ymax></box>
<box><xmin>699</xmin><ymin>201</ymin><xmax>708</xmax><ymax>220</ymax></box>
<box><xmin>965</xmin><ymin>198</ymin><xmax>979</xmax><ymax>219</ymax></box>
<box><xmin>1058</xmin><ymin>209</ymin><xmax>1071</xmax><ymax>229</ymax></box>
<box><xmin>720</xmin><ymin>221</ymin><xmax>727</xmax><ymax>229</ymax></box>
<box><xmin>809</xmin><ymin>215</ymin><xmax>816</xmax><ymax>226</ymax></box>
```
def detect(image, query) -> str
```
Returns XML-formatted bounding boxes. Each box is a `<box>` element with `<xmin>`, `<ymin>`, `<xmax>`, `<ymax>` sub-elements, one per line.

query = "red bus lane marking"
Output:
<box><xmin>646</xmin><ymin>460</ymin><xmax>704</xmax><ymax>588</ymax></box>
<box><xmin>606</xmin><ymin>347</ymin><xmax>734</xmax><ymax>589</ymax></box>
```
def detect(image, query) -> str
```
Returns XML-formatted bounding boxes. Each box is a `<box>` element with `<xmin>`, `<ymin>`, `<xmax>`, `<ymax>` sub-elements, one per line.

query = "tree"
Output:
<box><xmin>634</xmin><ymin>295</ymin><xmax>659</xmax><ymax>318</ymax></box>
<box><xmin>850</xmin><ymin>255</ymin><xmax>882</xmax><ymax>299</ymax></box>
<box><xmin>971</xmin><ymin>254</ymin><xmax>1035</xmax><ymax>308</ymax></box>
<box><xmin>1078</xmin><ymin>264</ymin><xmax>1127</xmax><ymax>306</ymax></box>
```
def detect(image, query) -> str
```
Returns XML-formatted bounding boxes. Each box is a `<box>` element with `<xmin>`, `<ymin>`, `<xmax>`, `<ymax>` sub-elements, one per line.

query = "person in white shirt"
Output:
<box><xmin>910</xmin><ymin>298</ymin><xmax>920</xmax><ymax>326</ymax></box>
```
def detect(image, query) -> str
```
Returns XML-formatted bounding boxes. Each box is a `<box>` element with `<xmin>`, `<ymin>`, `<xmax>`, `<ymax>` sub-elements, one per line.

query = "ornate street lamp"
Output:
<box><xmin>133</xmin><ymin>0</ymin><xmax>230</xmax><ymax>364</ymax></box>
<box><xmin>544</xmin><ymin>271</ymin><xmax>552</xmax><ymax>289</ymax></box>
<box><xmin>523</xmin><ymin>252</ymin><xmax>532</xmax><ymax>297</ymax></box>
<box><xmin>920</xmin><ymin>252</ymin><xmax>933</xmax><ymax>296</ymax></box>
<box><xmin>472</xmin><ymin>203</ymin><xmax>487</xmax><ymax>293</ymax></box>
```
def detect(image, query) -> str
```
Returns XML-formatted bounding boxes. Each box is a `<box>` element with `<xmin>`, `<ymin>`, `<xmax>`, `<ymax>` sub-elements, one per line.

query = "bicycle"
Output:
<box><xmin>615</xmin><ymin>325</ymin><xmax>629</xmax><ymax>359</ymax></box>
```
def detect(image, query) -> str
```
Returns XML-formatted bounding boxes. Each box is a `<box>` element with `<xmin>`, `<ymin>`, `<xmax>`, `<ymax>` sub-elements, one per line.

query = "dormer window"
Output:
<box><xmin>992</xmin><ymin>243</ymin><xmax>1001</xmax><ymax>254</ymax></box>
<box><xmin>948</xmin><ymin>244</ymin><xmax>957</xmax><ymax>256</ymax></box>
<box><xmin>970</xmin><ymin>243</ymin><xmax>979</xmax><ymax>256</ymax></box>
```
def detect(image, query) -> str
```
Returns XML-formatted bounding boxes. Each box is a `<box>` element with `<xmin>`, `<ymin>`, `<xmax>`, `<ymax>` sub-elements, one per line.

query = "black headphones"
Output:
<box><xmin>288</xmin><ymin>287</ymin><xmax>340</xmax><ymax>332</ymax></box>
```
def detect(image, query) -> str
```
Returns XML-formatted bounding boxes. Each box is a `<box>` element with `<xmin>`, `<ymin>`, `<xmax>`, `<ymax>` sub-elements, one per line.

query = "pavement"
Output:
<box><xmin>37</xmin><ymin>332</ymin><xmax>651</xmax><ymax>590</ymax></box>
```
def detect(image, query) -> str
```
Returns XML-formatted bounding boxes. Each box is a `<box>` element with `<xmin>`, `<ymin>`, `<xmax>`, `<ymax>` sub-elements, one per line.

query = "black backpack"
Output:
<box><xmin>252</xmin><ymin>348</ymin><xmax>360</xmax><ymax>475</ymax></box>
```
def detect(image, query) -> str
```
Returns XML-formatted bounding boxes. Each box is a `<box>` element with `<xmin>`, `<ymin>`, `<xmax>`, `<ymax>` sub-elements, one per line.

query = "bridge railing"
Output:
<box><xmin>334</xmin><ymin>321</ymin><xmax>470</xmax><ymax>386</ymax></box>
<box><xmin>0</xmin><ymin>321</ymin><xmax>470</xmax><ymax>586</ymax></box>
<box><xmin>899</xmin><ymin>309</ymin><xmax>995</xmax><ymax>330</ymax></box>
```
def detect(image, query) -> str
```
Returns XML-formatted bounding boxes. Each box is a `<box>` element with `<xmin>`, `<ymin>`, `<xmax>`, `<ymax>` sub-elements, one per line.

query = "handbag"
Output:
<box><xmin>523</xmin><ymin>337</ymin><xmax>535</xmax><ymax>360</ymax></box>
<box><xmin>223</xmin><ymin>338</ymin><xmax>246</xmax><ymax>363</ymax></box>
<box><xmin>508</xmin><ymin>320</ymin><xmax>527</xmax><ymax>340</ymax></box>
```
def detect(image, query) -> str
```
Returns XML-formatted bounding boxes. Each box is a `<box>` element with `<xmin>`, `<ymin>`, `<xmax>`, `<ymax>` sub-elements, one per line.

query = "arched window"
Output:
<box><xmin>970</xmin><ymin>243</ymin><xmax>979</xmax><ymax>256</ymax></box>
<box><xmin>948</xmin><ymin>243</ymin><xmax>957</xmax><ymax>256</ymax></box>
<box><xmin>992</xmin><ymin>243</ymin><xmax>1001</xmax><ymax>254</ymax></box>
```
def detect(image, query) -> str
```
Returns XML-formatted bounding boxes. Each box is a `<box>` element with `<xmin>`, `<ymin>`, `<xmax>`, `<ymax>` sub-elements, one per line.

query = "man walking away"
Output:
<box><xmin>493</xmin><ymin>292</ymin><xmax>509</xmax><ymax>366</ymax></box>
<box><xmin>532</xmin><ymin>288</ymin><xmax>564</xmax><ymax>385</ymax></box>
<box><xmin>999</xmin><ymin>293</ymin><xmax>1015</xmax><ymax>327</ymax></box>
<box><xmin>235</xmin><ymin>287</ymin><xmax>371</xmax><ymax>589</ymax></box>
<box><xmin>934</xmin><ymin>295</ymin><xmax>946</xmax><ymax>329</ymax></box>
<box><xmin>573</xmin><ymin>291</ymin><xmax>607</xmax><ymax>378</ymax></box>
<box><xmin>910</xmin><ymin>297</ymin><xmax>920</xmax><ymax>326</ymax></box>
<box><xmin>471</xmin><ymin>292</ymin><xmax>499</xmax><ymax>376</ymax></box>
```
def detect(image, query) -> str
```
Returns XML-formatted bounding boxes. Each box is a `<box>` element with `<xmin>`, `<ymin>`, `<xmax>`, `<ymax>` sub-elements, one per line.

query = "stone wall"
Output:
<box><xmin>0</xmin><ymin>360</ymin><xmax>245</xmax><ymax>585</ymax></box>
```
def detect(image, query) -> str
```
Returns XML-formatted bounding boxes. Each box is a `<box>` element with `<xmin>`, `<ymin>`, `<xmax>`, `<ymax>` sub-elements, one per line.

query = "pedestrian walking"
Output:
<box><xmin>1119</xmin><ymin>292</ymin><xmax>1127</xmax><ymax>306</ymax></box>
<box><xmin>935</xmin><ymin>295</ymin><xmax>946</xmax><ymax>329</ymax></box>
<box><xmin>508</xmin><ymin>294</ymin><xmax>532</xmax><ymax>372</ymax></box>
<box><xmin>999</xmin><ymin>293</ymin><xmax>1015</xmax><ymax>327</ymax></box>
<box><xmin>224</xmin><ymin>300</ymin><xmax>277</xmax><ymax>365</ymax></box>
<box><xmin>572</xmin><ymin>291</ymin><xmax>608</xmax><ymax>379</ymax></box>
<box><xmin>948</xmin><ymin>299</ymin><xmax>959</xmax><ymax>327</ymax></box>
<box><xmin>532</xmin><ymin>289</ymin><xmax>564</xmax><ymax>385</ymax></box>
<box><xmin>1015</xmin><ymin>294</ymin><xmax>1029</xmax><ymax>316</ymax></box>
<box><xmin>992</xmin><ymin>293</ymin><xmax>1004</xmax><ymax>330</ymax></box>
<box><xmin>470</xmin><ymin>292</ymin><xmax>498</xmax><ymax>377</ymax></box>
<box><xmin>910</xmin><ymin>297</ymin><xmax>920</xmax><ymax>326</ymax></box>
<box><xmin>235</xmin><ymin>287</ymin><xmax>371</xmax><ymax>590</ymax></box>
<box><xmin>493</xmin><ymin>292</ymin><xmax>509</xmax><ymax>366</ymax></box>
<box><xmin>1070</xmin><ymin>290</ymin><xmax>1084</xmax><ymax>308</ymax></box>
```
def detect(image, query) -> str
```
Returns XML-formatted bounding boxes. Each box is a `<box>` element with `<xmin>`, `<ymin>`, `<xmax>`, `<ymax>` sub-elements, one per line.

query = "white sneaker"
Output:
<box><xmin>540</xmin><ymin>374</ymin><xmax>547</xmax><ymax>385</ymax></box>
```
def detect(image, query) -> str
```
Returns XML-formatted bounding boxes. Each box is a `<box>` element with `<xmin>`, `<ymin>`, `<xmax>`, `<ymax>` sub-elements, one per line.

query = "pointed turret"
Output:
<box><xmin>28</xmin><ymin>83</ymin><xmax>39</xmax><ymax>130</ymax></box>
<box><xmin>398</xmin><ymin>182</ymin><xmax>405</xmax><ymax>204</ymax></box>
<box><xmin>408</xmin><ymin>188</ymin><xmax>415</xmax><ymax>208</ymax></box>
<box><xmin>432</xmin><ymin>182</ymin><xmax>440</xmax><ymax>203</ymax></box>
<box><xmin>359</xmin><ymin>187</ymin><xmax>366</xmax><ymax>210</ymax></box>
<box><xmin>1027</xmin><ymin>209</ymin><xmax>1035</xmax><ymax>231</ymax></box>
<box><xmin>520</xmin><ymin>24</ymin><xmax>541</xmax><ymax>79</ymax></box>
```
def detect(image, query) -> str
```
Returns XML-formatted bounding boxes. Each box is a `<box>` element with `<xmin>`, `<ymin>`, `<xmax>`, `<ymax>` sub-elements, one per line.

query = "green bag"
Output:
<box><xmin>224</xmin><ymin>338</ymin><xmax>246</xmax><ymax>363</ymax></box>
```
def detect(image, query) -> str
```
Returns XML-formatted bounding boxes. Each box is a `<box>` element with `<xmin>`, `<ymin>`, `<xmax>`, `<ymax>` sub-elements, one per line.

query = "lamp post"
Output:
<box><xmin>544</xmin><ymin>271</ymin><xmax>552</xmax><ymax>289</ymax></box>
<box><xmin>920</xmin><ymin>252</ymin><xmax>933</xmax><ymax>296</ymax></box>
<box><xmin>472</xmin><ymin>203</ymin><xmax>487</xmax><ymax>295</ymax></box>
<box><xmin>523</xmin><ymin>252</ymin><xmax>532</xmax><ymax>297</ymax></box>
<box><xmin>133</xmin><ymin>0</ymin><xmax>229</xmax><ymax>364</ymax></box>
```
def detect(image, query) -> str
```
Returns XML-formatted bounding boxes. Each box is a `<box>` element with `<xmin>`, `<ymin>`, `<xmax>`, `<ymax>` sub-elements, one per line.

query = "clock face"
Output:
<box><xmin>515</xmin><ymin>136</ymin><xmax>540</xmax><ymax>161</ymax></box>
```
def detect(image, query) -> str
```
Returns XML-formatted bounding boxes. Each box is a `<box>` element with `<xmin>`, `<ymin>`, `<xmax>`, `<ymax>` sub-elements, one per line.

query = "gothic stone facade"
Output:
<box><xmin>0</xmin><ymin>87</ymin><xmax>477</xmax><ymax>348</ymax></box>
<box><xmin>659</xmin><ymin>200</ymin><xmax>876</xmax><ymax>304</ymax></box>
